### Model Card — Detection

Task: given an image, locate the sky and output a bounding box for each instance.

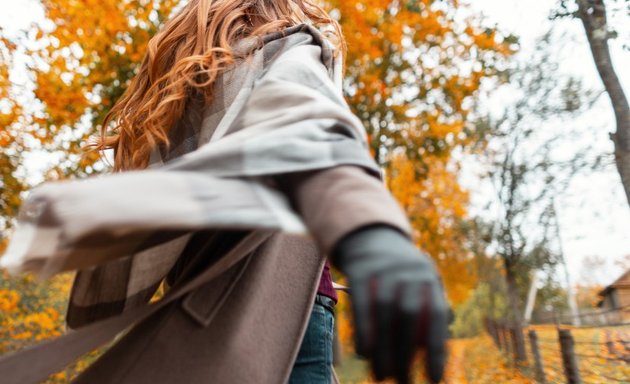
[465,0,630,285]
[1,0,628,286]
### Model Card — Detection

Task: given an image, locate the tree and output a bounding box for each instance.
[477,31,600,361]
[0,32,25,252]
[331,0,515,305]
[331,0,515,168]
[450,219,510,338]
[386,152,476,305]
[554,0,630,208]
[28,0,181,179]
[451,282,508,338]
[0,0,181,228]
[0,0,180,373]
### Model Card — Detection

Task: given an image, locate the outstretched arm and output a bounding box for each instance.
[275,165,412,253]
[275,165,448,384]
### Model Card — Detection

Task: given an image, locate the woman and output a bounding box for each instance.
[0,1,447,383]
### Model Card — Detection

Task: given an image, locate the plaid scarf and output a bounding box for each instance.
[0,24,379,329]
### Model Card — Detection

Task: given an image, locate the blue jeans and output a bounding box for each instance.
[288,294,335,383]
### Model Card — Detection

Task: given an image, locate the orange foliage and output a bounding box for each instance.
[0,289,19,312]
[0,271,70,354]
[330,0,515,166]
[336,288,355,353]
[0,270,94,382]
[328,0,514,307]
[386,153,475,305]
[455,336,533,383]
[26,0,180,174]
[0,32,26,251]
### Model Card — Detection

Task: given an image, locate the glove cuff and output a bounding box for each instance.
[330,223,412,272]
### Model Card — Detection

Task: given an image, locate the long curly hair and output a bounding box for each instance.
[92,0,344,172]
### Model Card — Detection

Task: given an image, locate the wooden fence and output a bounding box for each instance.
[485,314,630,383]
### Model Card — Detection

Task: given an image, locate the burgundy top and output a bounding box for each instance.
[317,260,338,303]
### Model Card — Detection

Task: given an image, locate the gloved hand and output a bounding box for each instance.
[331,224,448,384]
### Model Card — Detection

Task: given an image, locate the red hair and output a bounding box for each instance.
[92,0,344,171]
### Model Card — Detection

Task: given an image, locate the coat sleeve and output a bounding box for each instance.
[258,41,413,254]
[274,165,413,254]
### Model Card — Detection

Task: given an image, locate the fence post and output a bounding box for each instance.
[510,326,519,363]
[487,318,499,347]
[604,330,615,356]
[501,323,512,363]
[558,329,581,384]
[512,324,528,363]
[496,322,504,351]
[528,330,546,384]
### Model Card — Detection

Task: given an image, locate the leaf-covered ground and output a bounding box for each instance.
[4,271,628,384]
[335,326,630,383]
[335,336,532,383]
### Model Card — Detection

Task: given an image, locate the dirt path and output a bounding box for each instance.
[443,339,469,383]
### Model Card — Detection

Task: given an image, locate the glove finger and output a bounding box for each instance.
[394,281,425,384]
[350,276,375,358]
[371,271,401,381]
[373,298,395,381]
[413,282,432,347]
[426,284,448,384]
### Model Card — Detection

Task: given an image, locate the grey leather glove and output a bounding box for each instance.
[331,224,448,384]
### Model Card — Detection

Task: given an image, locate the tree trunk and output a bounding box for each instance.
[577,0,630,208]
[503,258,528,363]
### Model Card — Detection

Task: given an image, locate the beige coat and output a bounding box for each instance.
[0,24,412,383]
